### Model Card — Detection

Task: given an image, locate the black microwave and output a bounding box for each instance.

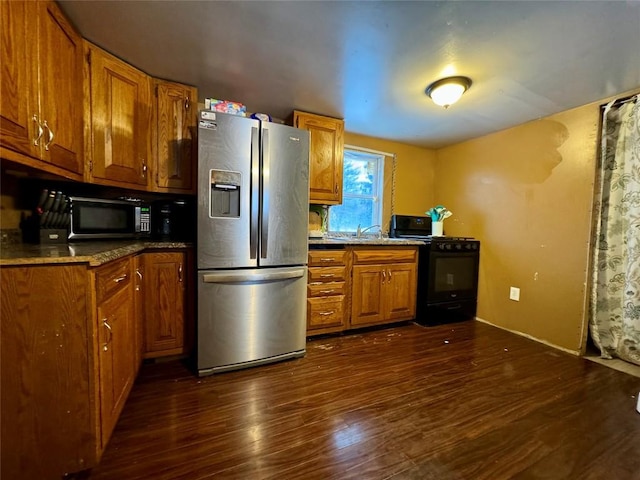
[68,197,151,240]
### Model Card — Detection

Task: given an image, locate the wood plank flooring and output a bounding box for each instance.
[86,321,640,480]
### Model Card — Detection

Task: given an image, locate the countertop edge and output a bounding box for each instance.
[308,238,425,246]
[0,241,193,267]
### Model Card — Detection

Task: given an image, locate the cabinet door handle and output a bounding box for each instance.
[135,268,143,291]
[113,274,128,283]
[388,269,392,280]
[102,318,112,351]
[185,96,190,110]
[334,184,338,194]
[141,159,147,178]
[43,120,54,151]
[32,114,44,146]
[319,273,335,278]
[382,270,386,283]
[318,311,335,316]
[178,263,183,283]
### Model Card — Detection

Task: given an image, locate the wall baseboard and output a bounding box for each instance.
[474,317,581,357]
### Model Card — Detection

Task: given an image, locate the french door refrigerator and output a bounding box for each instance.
[197,110,310,376]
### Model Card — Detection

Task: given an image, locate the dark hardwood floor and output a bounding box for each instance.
[87,321,640,480]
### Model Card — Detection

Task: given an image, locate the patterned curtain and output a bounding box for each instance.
[590,95,640,366]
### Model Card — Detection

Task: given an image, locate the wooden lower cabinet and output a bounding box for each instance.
[350,248,418,328]
[306,249,348,334]
[0,258,139,477]
[1,264,97,479]
[142,250,188,357]
[94,257,137,450]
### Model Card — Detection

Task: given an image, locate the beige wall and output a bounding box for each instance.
[435,103,603,352]
[344,132,437,231]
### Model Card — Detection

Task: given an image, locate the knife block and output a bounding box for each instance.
[39,228,68,244]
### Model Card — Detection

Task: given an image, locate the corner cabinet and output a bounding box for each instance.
[350,248,418,328]
[154,80,198,193]
[0,0,84,179]
[84,41,153,189]
[292,111,344,205]
[142,251,189,358]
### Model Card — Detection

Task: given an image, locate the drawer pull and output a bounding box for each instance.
[319,258,336,262]
[319,274,335,278]
[319,289,335,294]
[319,311,335,316]
[113,274,128,283]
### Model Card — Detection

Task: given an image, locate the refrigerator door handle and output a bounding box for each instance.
[261,127,270,259]
[250,126,260,259]
[202,268,305,284]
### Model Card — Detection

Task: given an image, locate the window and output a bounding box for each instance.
[328,149,384,233]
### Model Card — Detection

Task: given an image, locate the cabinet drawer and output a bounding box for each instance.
[307,281,346,298]
[307,296,345,329]
[352,248,417,265]
[308,249,346,266]
[308,266,346,283]
[96,257,131,303]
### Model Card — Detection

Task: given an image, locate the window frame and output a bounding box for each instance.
[328,148,385,234]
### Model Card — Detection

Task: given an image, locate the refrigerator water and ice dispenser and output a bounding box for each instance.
[210,169,241,218]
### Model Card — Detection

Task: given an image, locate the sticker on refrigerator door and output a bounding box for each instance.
[201,111,217,120]
[200,120,217,130]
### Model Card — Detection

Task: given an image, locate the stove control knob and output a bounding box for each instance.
[455,244,462,250]
[445,244,452,250]
[438,243,445,250]
[472,244,478,250]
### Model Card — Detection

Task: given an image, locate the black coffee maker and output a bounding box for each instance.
[152,199,194,241]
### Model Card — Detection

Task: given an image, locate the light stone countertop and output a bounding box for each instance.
[0,241,192,267]
[308,237,425,247]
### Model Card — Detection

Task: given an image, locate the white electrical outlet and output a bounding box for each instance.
[510,287,520,301]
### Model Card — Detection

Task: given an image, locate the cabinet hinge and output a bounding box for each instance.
[89,160,93,172]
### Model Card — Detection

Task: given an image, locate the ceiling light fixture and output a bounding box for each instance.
[425,76,472,109]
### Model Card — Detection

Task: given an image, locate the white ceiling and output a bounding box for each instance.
[58,0,640,149]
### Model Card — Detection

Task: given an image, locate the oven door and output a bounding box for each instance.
[426,250,479,303]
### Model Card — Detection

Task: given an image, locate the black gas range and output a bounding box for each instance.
[390,215,480,325]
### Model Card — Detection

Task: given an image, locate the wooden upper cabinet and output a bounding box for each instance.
[292,111,344,205]
[85,42,153,189]
[0,0,84,179]
[154,80,197,193]
[0,0,35,159]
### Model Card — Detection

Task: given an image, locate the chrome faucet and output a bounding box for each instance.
[356,224,382,239]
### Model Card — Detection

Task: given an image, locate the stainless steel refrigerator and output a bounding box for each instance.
[196,110,310,376]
